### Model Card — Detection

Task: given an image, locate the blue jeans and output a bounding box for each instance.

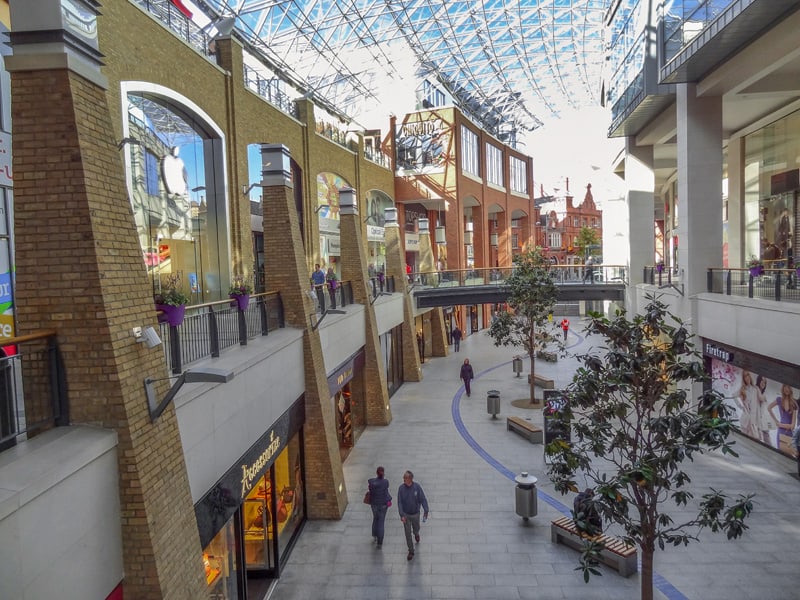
[371,504,388,544]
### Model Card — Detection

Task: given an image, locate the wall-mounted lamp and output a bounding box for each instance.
[418,218,429,233]
[144,368,235,422]
[117,137,142,151]
[314,203,330,214]
[490,233,499,247]
[464,222,474,246]
[242,183,264,196]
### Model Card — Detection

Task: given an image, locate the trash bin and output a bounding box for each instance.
[512,356,523,377]
[514,472,538,520]
[486,390,500,419]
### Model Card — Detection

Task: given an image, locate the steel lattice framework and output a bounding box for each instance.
[198,0,610,136]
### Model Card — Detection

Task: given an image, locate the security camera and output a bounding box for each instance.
[142,326,162,348]
[134,326,162,349]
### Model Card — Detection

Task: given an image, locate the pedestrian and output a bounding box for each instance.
[560,318,569,341]
[310,263,326,311]
[397,470,429,561]
[368,466,392,548]
[792,423,800,477]
[573,487,603,535]
[583,255,595,283]
[326,267,338,309]
[451,326,462,351]
[460,358,474,397]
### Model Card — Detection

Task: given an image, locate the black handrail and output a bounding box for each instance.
[706,267,799,303]
[0,330,65,451]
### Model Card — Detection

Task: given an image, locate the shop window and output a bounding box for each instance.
[124,87,229,304]
[202,517,239,599]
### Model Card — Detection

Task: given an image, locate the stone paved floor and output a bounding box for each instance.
[267,321,800,600]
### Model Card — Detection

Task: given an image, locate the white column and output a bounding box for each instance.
[676,83,722,298]
[624,138,654,311]
[726,136,745,268]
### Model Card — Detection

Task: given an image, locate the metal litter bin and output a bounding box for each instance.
[512,356,523,377]
[514,472,538,520]
[487,390,500,419]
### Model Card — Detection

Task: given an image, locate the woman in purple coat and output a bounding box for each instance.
[460,358,475,397]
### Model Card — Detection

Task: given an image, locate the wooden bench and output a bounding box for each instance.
[550,516,638,577]
[528,373,555,389]
[506,416,543,444]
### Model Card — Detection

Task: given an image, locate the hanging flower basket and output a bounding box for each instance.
[156,303,186,327]
[230,293,250,311]
[749,265,764,277]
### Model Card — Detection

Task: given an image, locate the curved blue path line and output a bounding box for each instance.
[450,336,687,600]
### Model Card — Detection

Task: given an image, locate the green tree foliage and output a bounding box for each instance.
[545,295,754,600]
[487,248,560,404]
[575,226,600,257]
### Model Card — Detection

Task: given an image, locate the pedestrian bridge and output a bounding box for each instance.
[409,266,627,309]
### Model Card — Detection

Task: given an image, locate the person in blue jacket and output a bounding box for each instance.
[397,470,430,561]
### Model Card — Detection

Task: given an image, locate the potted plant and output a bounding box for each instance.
[229,275,253,311]
[747,256,764,277]
[155,274,190,327]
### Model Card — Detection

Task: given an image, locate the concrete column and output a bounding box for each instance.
[384,213,423,382]
[260,145,347,519]
[726,136,745,268]
[6,2,206,596]
[677,83,723,298]
[338,189,392,425]
[623,138,655,312]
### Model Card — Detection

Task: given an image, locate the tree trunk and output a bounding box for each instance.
[528,353,536,404]
[640,546,654,600]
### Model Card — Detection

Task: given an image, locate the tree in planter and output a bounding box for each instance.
[545,295,754,600]
[487,248,561,405]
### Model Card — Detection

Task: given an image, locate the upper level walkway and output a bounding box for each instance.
[410,265,627,308]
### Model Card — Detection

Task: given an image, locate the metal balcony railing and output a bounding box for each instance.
[243,66,300,119]
[157,292,285,375]
[0,331,66,452]
[133,0,215,58]
[706,267,800,303]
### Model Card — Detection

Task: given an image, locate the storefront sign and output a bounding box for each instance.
[405,233,420,250]
[0,132,11,187]
[366,225,384,242]
[704,342,733,363]
[327,350,365,397]
[240,430,282,498]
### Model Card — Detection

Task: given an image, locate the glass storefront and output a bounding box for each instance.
[744,109,800,265]
[379,325,404,397]
[123,87,229,304]
[196,402,305,599]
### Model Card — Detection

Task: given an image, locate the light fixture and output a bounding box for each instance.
[490,233,499,247]
[144,368,235,422]
[260,144,292,186]
[464,222,473,246]
[339,188,356,216]
[384,207,398,225]
[418,218,429,233]
[435,201,446,244]
[133,326,161,349]
[117,137,141,150]
[314,203,330,214]
[242,183,262,196]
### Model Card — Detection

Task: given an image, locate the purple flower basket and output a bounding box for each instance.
[230,293,250,311]
[156,303,186,327]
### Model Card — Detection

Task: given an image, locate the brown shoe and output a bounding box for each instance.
[407,551,414,561]
[415,533,420,543]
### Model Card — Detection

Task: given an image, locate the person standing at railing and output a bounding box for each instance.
[326,267,338,310]
[583,255,595,283]
[310,264,326,311]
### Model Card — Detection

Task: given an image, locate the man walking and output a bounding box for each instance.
[583,255,595,283]
[560,318,569,341]
[451,326,462,352]
[397,470,430,561]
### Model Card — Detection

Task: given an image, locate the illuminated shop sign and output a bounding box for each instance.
[240,430,282,498]
[327,350,365,396]
[704,343,733,363]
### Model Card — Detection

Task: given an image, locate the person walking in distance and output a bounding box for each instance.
[397,471,430,561]
[451,325,462,352]
[368,466,391,548]
[583,255,595,283]
[460,358,475,397]
[560,318,569,341]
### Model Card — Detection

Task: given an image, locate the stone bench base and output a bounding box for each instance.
[506,416,543,444]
